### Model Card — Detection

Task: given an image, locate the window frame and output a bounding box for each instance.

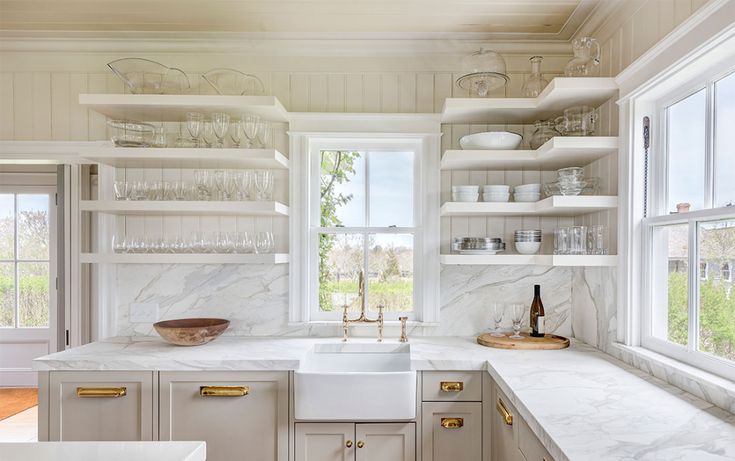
[640,65,735,381]
[308,141,422,321]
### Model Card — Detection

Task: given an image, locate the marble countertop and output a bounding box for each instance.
[34,336,735,461]
[0,441,205,461]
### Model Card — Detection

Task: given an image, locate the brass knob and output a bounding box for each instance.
[440,417,464,429]
[357,441,365,448]
[345,440,353,448]
[76,387,127,398]
[440,381,464,392]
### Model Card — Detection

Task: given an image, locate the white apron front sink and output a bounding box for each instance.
[294,342,416,421]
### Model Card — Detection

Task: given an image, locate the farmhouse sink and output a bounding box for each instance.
[294,343,416,420]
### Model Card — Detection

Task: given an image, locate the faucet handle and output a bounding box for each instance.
[399,316,408,343]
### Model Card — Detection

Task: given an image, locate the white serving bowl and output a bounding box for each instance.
[481,185,511,193]
[451,185,479,193]
[513,193,541,202]
[514,183,541,193]
[482,193,510,202]
[515,241,541,255]
[452,193,479,202]
[459,131,523,150]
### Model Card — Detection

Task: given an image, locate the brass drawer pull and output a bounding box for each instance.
[345,440,353,448]
[496,398,513,426]
[440,381,464,392]
[76,387,127,398]
[357,441,365,448]
[440,417,464,429]
[200,386,249,397]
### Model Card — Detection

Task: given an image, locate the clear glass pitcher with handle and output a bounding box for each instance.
[565,37,601,77]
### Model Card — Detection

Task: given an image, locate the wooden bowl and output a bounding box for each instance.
[153,318,230,346]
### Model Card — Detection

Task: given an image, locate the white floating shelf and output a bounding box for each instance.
[79,94,289,122]
[441,196,618,217]
[79,253,289,264]
[441,78,618,124]
[440,254,617,266]
[81,147,289,169]
[440,137,618,170]
[79,200,289,216]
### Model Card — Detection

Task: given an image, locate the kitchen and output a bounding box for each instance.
[0,0,734,460]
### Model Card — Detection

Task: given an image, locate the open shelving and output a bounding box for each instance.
[79,253,289,264]
[79,94,289,122]
[439,254,617,266]
[441,77,618,124]
[440,136,618,170]
[80,147,289,169]
[79,200,289,216]
[440,196,618,217]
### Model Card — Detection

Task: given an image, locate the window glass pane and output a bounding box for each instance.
[698,219,735,361]
[368,151,414,227]
[367,234,413,313]
[0,194,13,260]
[714,72,735,208]
[0,262,15,327]
[19,262,49,327]
[667,89,707,213]
[319,233,364,313]
[651,224,689,346]
[320,151,365,227]
[17,194,49,260]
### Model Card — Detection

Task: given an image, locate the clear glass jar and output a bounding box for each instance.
[529,120,560,149]
[522,56,549,97]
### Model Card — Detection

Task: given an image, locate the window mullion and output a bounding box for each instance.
[704,82,715,209]
[687,218,699,353]
[363,151,371,310]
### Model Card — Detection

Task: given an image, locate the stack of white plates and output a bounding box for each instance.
[452,237,506,255]
[452,185,479,202]
[481,185,510,202]
[514,229,542,255]
[513,183,541,202]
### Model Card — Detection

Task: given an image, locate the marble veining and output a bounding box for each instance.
[34,336,735,461]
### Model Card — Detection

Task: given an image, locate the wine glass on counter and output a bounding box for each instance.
[490,303,505,337]
[509,303,525,340]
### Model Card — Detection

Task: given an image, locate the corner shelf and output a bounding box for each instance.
[440,195,618,217]
[440,254,617,266]
[440,136,618,170]
[81,147,289,169]
[79,200,289,216]
[441,77,618,124]
[79,253,289,264]
[79,94,289,123]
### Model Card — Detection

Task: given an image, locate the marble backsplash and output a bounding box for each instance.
[114,264,572,338]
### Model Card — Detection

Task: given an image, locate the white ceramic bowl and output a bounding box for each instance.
[514,183,541,193]
[481,185,511,193]
[452,193,479,202]
[459,131,523,150]
[482,193,510,202]
[515,241,541,255]
[514,193,541,202]
[452,185,479,193]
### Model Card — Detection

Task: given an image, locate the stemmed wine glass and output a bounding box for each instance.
[243,114,260,148]
[212,113,230,148]
[490,302,505,337]
[255,170,274,201]
[236,171,253,200]
[255,231,274,254]
[230,119,244,148]
[214,170,236,201]
[186,112,202,147]
[256,120,272,148]
[194,170,213,200]
[510,303,526,340]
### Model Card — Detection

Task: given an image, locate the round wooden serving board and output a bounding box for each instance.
[477,332,570,350]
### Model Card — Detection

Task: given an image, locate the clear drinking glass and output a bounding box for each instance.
[230,120,244,148]
[236,171,253,200]
[153,124,167,148]
[510,303,525,339]
[490,302,505,337]
[186,112,203,147]
[554,227,569,255]
[112,235,126,253]
[194,170,213,200]
[255,170,274,201]
[588,225,608,255]
[243,114,260,148]
[212,112,230,148]
[234,232,253,254]
[201,120,216,148]
[256,120,272,148]
[113,181,130,200]
[255,231,273,254]
[214,170,236,201]
[569,226,588,255]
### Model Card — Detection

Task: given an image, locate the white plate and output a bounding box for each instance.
[459,131,522,150]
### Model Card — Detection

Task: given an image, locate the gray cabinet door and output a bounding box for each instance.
[48,371,154,441]
[491,385,523,461]
[356,423,416,461]
[421,401,482,461]
[295,422,355,461]
[159,371,288,461]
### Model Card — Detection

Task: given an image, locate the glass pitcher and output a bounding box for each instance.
[565,37,601,77]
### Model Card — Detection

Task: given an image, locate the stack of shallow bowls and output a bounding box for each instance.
[481,185,510,202]
[452,237,506,255]
[452,185,479,202]
[514,229,542,255]
[513,183,541,202]
[543,167,600,197]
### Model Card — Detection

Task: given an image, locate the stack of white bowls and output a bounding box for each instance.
[452,185,479,202]
[481,185,510,202]
[514,229,542,254]
[513,183,541,202]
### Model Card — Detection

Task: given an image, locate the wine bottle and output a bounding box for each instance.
[530,284,545,337]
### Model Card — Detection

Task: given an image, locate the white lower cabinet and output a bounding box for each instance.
[491,384,555,461]
[296,422,416,461]
[47,371,155,441]
[159,371,289,461]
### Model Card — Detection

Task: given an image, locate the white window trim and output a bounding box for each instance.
[288,113,441,325]
[617,1,735,383]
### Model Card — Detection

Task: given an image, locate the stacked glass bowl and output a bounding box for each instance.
[514,229,542,255]
[543,167,599,196]
[452,237,506,255]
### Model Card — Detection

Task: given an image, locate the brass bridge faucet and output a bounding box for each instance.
[342,271,384,342]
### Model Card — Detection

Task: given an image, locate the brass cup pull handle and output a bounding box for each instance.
[496,398,513,426]
[440,381,464,392]
[440,417,464,429]
[356,441,365,448]
[199,386,249,397]
[76,387,127,398]
[345,440,353,448]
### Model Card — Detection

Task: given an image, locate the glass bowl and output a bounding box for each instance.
[107,119,156,147]
[108,58,190,94]
[543,177,600,196]
[202,68,265,96]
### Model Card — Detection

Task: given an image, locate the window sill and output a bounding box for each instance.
[610,343,735,411]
